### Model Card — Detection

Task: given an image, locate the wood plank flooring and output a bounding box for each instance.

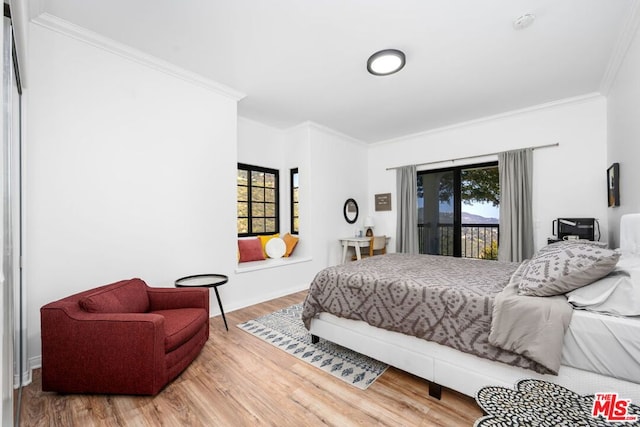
[18,291,483,426]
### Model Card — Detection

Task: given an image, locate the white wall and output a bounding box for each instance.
[25,22,239,367]
[607,24,640,247]
[307,123,369,266]
[368,96,609,252]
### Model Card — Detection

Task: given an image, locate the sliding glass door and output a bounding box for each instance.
[417,169,457,255]
[417,162,499,258]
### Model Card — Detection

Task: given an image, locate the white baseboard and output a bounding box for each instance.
[220,283,310,317]
[14,357,39,388]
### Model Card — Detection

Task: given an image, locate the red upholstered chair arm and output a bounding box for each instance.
[147,287,209,312]
[40,305,168,394]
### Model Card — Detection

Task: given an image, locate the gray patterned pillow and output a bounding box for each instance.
[518,243,620,296]
[537,240,608,255]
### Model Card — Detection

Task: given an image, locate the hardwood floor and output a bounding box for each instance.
[18,291,482,426]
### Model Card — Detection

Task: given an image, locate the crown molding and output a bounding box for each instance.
[289,121,367,147]
[599,0,640,94]
[31,13,245,101]
[238,117,366,147]
[372,93,603,147]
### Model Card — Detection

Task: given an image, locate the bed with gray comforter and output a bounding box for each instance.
[302,253,573,375]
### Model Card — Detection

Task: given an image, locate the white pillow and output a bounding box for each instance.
[567,262,640,316]
[265,237,286,258]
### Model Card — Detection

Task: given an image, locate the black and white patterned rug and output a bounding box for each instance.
[475,379,640,426]
[237,303,388,390]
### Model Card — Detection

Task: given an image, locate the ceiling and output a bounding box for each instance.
[27,0,637,143]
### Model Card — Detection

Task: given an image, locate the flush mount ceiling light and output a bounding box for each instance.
[367,49,406,76]
[513,13,536,30]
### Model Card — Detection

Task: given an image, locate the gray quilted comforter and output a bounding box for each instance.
[302,253,551,374]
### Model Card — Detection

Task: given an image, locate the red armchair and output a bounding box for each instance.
[40,278,209,395]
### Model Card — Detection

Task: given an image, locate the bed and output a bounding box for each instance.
[302,216,640,403]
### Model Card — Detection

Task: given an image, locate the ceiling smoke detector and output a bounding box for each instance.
[513,13,536,30]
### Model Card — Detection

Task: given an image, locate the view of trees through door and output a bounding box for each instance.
[417,162,499,259]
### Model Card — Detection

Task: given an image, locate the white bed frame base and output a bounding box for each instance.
[310,313,640,403]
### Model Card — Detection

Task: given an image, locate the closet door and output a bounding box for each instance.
[2,11,22,426]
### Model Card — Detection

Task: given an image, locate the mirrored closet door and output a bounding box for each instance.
[2,5,23,425]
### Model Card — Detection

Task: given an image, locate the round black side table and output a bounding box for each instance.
[175,274,229,331]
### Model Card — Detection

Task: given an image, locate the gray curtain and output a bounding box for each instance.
[498,148,534,262]
[396,165,419,254]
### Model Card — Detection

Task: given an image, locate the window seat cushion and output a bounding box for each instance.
[235,255,312,273]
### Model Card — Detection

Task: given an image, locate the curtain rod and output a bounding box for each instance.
[385,142,559,171]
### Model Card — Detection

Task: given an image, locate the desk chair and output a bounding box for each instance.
[352,235,387,260]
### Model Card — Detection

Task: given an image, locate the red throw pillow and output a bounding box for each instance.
[79,278,150,313]
[238,238,266,262]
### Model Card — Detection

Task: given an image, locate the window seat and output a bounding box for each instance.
[235,256,312,274]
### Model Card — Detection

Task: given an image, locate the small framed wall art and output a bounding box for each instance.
[375,193,392,211]
[607,163,620,207]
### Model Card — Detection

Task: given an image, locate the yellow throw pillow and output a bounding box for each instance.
[258,233,279,257]
[282,233,299,257]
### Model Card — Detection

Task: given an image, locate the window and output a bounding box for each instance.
[417,162,499,259]
[290,168,299,234]
[237,163,279,236]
